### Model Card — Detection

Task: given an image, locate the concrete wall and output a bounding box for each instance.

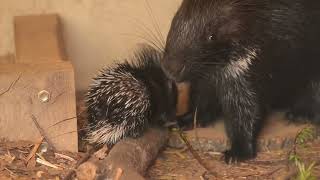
[0,0,181,90]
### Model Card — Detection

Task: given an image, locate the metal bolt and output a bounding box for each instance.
[38,90,50,103]
[39,142,49,153]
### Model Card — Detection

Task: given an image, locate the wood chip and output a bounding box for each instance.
[163,150,186,159]
[114,168,123,180]
[4,167,17,178]
[54,153,76,162]
[36,158,62,169]
[31,115,56,151]
[36,171,45,178]
[36,153,46,161]
[27,155,37,168]
[0,150,16,164]
[25,137,44,164]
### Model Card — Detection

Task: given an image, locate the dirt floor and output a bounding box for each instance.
[147,141,320,180]
[0,139,82,179]
[0,135,319,180]
[0,97,319,180]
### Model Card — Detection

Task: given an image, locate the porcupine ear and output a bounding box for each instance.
[216,0,266,40]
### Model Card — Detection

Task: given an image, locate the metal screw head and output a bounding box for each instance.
[39,142,49,153]
[38,90,50,103]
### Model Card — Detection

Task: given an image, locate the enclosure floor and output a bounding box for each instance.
[0,139,319,179]
[147,112,320,179]
[0,139,85,179]
[146,141,320,180]
[0,93,318,179]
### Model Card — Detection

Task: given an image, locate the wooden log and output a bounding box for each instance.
[0,14,78,152]
[76,128,168,180]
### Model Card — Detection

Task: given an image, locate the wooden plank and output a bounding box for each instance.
[0,62,78,152]
[14,14,67,62]
[0,14,78,152]
[0,53,15,64]
[0,61,74,72]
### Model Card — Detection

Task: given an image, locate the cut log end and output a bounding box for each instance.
[76,128,168,180]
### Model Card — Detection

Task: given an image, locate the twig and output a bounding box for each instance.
[50,130,79,139]
[49,127,88,140]
[207,152,222,156]
[178,129,218,177]
[0,73,21,97]
[193,107,203,152]
[54,153,76,162]
[36,153,47,161]
[46,109,85,130]
[5,150,15,163]
[163,150,186,159]
[4,167,17,178]
[265,167,283,177]
[114,168,123,180]
[36,158,61,169]
[47,117,77,129]
[31,115,56,151]
[25,137,44,164]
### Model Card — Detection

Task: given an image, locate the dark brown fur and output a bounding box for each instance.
[161,0,320,163]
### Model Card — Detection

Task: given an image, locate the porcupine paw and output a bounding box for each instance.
[223,145,256,164]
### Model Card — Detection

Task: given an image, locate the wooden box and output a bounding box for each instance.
[0,14,78,152]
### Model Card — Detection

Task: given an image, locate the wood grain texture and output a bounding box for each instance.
[14,14,67,63]
[0,53,15,64]
[76,128,168,180]
[0,14,78,152]
[0,62,78,152]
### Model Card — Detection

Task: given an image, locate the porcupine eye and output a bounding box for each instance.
[208,34,215,41]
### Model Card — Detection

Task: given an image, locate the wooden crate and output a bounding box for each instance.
[0,14,78,152]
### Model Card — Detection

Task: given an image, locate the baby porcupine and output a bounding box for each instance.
[85,45,177,146]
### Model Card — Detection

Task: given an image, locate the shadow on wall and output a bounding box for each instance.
[0,0,182,90]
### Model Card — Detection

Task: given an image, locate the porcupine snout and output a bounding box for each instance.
[161,56,186,82]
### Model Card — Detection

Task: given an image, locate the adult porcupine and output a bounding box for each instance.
[86,45,177,146]
[161,0,320,163]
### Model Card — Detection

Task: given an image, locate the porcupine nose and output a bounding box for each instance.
[162,57,185,82]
